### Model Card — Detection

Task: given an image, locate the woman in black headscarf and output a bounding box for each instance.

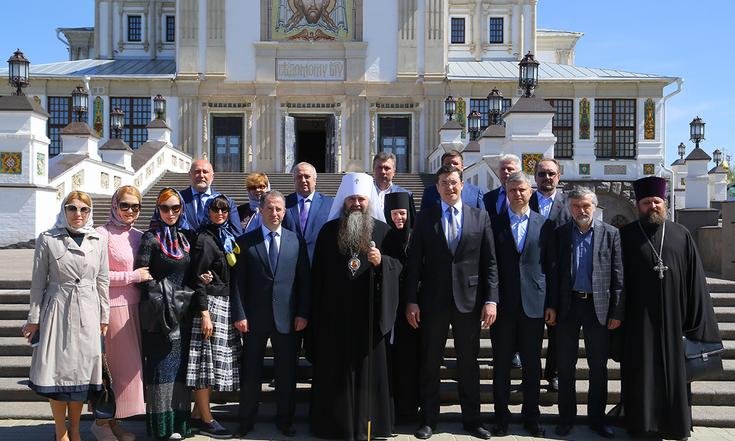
[383,192,420,424]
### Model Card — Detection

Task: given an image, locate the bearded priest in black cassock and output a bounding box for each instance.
[307,172,401,441]
[617,176,721,440]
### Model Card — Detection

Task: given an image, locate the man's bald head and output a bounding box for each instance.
[189,159,214,192]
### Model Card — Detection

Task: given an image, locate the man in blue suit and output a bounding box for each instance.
[490,171,555,438]
[231,190,311,437]
[420,150,484,211]
[180,159,243,235]
[283,162,333,264]
[372,152,416,219]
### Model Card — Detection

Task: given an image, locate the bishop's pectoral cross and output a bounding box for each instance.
[653,259,669,280]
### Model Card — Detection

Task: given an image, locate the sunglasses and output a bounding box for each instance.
[209,207,230,214]
[247,184,267,191]
[64,205,91,214]
[118,202,141,213]
[158,204,182,214]
[536,171,557,178]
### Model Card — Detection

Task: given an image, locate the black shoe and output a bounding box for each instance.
[548,376,559,391]
[199,419,232,439]
[555,423,573,436]
[276,423,296,437]
[236,424,253,437]
[523,421,545,437]
[463,424,491,439]
[414,425,433,439]
[590,424,615,438]
[492,422,508,436]
[511,352,522,368]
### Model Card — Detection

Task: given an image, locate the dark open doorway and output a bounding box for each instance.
[295,117,327,172]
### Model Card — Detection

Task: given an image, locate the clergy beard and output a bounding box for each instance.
[337,209,374,255]
[641,209,667,225]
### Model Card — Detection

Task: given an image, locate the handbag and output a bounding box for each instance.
[91,340,116,420]
[683,336,724,382]
[139,278,194,340]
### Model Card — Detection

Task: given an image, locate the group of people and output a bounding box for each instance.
[21,149,721,441]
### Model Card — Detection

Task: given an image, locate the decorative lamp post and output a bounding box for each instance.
[677,142,686,160]
[689,116,705,149]
[518,51,539,98]
[71,86,88,122]
[487,87,503,125]
[713,149,722,166]
[153,94,166,120]
[467,110,481,140]
[111,107,125,139]
[7,49,30,96]
[444,95,457,121]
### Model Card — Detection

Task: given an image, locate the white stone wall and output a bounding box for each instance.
[0,188,57,247]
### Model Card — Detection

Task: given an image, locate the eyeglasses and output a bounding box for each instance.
[247,184,267,191]
[64,205,91,214]
[118,202,141,213]
[209,207,230,214]
[158,204,182,214]
[536,171,558,178]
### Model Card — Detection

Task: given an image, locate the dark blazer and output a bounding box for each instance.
[180,186,243,236]
[483,187,505,223]
[420,182,485,213]
[405,203,499,312]
[230,227,311,334]
[492,209,554,319]
[548,219,624,325]
[529,190,572,228]
[282,191,334,264]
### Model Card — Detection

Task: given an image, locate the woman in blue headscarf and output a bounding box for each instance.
[186,194,242,439]
[135,187,193,441]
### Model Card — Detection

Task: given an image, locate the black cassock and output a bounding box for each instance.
[307,218,401,441]
[617,220,721,439]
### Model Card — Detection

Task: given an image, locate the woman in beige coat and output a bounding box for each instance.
[22,191,110,441]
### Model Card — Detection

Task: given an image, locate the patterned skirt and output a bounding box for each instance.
[186,295,241,391]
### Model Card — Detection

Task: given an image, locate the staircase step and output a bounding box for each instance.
[0,304,29,320]
[0,290,31,304]
[0,320,25,337]
[712,293,735,307]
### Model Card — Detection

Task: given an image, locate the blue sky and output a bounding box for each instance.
[1,1,732,168]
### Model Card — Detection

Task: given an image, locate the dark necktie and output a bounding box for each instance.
[268,231,279,272]
[196,192,205,221]
[299,198,310,232]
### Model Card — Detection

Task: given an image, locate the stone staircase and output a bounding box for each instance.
[1,280,734,426]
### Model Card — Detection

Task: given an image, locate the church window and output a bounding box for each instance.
[546,99,574,158]
[47,96,87,157]
[110,97,151,149]
[451,17,466,44]
[488,17,504,44]
[128,15,142,42]
[165,16,175,42]
[595,99,636,159]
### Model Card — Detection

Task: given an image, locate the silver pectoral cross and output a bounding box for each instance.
[653,260,669,280]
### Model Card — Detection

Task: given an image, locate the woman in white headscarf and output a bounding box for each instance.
[22,191,110,441]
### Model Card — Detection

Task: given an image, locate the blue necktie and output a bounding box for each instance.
[446,207,458,253]
[496,188,507,214]
[268,231,279,272]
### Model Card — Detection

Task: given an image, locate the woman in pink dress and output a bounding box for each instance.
[92,186,153,441]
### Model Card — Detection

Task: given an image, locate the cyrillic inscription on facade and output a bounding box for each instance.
[276,59,346,81]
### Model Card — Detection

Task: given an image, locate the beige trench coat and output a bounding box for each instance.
[27,228,110,394]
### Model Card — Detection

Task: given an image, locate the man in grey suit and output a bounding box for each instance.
[231,190,311,437]
[283,162,334,264]
[490,172,555,438]
[547,187,623,439]
[405,165,499,440]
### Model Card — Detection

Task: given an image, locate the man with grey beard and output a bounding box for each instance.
[307,172,402,441]
[617,176,721,440]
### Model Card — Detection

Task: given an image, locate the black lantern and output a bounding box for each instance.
[689,116,705,148]
[444,95,457,121]
[110,107,125,139]
[467,110,482,139]
[713,149,722,166]
[677,142,686,160]
[518,51,540,98]
[153,94,166,120]
[487,87,503,125]
[7,49,30,96]
[71,86,88,122]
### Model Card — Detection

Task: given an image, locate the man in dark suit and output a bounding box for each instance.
[483,153,521,223]
[405,165,499,440]
[490,171,555,438]
[180,158,243,235]
[547,187,623,439]
[529,157,572,390]
[420,150,485,211]
[231,190,311,437]
[372,151,417,219]
[282,162,334,264]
